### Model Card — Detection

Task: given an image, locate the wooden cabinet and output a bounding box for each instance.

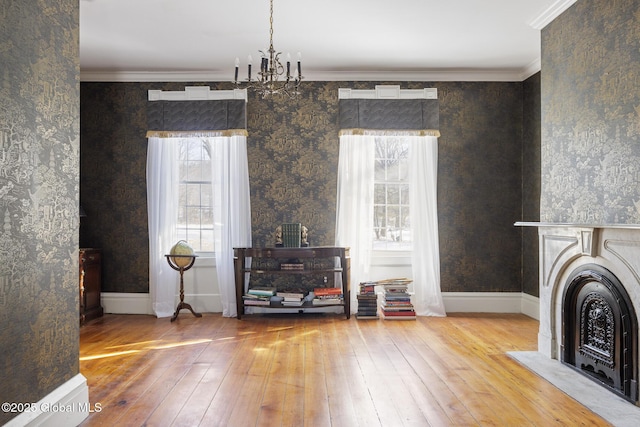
[234,246,350,320]
[79,248,103,325]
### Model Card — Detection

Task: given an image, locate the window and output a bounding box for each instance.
[177,138,214,253]
[373,136,412,251]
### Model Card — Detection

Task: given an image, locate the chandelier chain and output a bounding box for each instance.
[269,0,274,52]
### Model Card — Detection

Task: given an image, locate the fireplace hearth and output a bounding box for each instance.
[562,264,638,402]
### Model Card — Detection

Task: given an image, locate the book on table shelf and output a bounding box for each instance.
[280,262,304,271]
[276,291,305,299]
[279,291,310,306]
[243,287,276,306]
[281,299,305,306]
[312,297,343,305]
[313,287,343,297]
[242,295,271,306]
[311,288,343,305]
[247,287,276,297]
[281,223,302,247]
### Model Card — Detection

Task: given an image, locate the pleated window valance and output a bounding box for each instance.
[338,99,439,136]
[146,87,247,138]
[338,86,439,137]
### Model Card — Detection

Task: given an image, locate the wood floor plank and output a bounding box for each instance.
[319,319,360,426]
[254,319,297,427]
[197,323,265,427]
[334,321,384,427]
[302,318,332,427]
[425,314,610,426]
[279,319,306,427]
[79,313,614,427]
[394,320,533,426]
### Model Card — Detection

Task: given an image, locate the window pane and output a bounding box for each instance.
[201,207,214,225]
[374,184,386,204]
[400,185,409,204]
[200,229,215,252]
[387,184,400,204]
[177,138,215,253]
[201,160,212,181]
[372,136,412,251]
[200,183,212,206]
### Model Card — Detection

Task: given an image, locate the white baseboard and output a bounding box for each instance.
[101,292,152,315]
[442,292,539,319]
[102,291,540,318]
[4,374,90,427]
[520,292,540,320]
[101,292,222,315]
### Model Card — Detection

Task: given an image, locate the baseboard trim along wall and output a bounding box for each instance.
[4,374,90,427]
[101,292,540,320]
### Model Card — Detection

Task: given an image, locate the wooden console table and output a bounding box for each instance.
[234,247,350,319]
[79,248,103,325]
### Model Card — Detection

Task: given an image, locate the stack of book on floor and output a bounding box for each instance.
[243,287,276,306]
[356,282,379,319]
[276,290,307,306]
[312,287,343,305]
[379,278,416,320]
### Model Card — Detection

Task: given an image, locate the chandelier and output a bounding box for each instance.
[233,0,302,97]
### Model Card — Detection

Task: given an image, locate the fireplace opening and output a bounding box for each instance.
[562,264,638,403]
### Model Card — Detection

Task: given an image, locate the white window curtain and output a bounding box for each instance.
[335,134,376,313]
[335,133,446,316]
[209,135,252,318]
[408,135,446,316]
[147,134,251,318]
[147,137,180,318]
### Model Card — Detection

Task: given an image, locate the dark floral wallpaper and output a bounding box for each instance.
[541,0,640,223]
[0,0,79,423]
[523,72,542,297]
[81,80,527,294]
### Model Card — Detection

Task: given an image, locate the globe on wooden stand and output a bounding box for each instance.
[165,240,202,322]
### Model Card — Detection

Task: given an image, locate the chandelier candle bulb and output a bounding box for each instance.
[247,55,252,80]
[234,57,239,82]
[286,53,291,78]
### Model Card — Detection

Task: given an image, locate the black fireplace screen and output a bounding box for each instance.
[562,264,638,402]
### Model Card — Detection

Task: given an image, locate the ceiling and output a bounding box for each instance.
[79,0,575,82]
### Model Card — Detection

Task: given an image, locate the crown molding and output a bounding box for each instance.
[529,0,578,30]
[519,58,542,81]
[81,66,539,83]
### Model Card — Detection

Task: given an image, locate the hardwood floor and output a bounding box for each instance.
[79,313,611,426]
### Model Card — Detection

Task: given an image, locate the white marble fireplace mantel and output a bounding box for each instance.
[515,222,640,359]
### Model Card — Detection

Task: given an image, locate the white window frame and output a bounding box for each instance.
[176,138,215,255]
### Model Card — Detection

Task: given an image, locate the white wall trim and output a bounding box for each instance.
[521,293,540,320]
[81,67,537,83]
[4,374,90,427]
[148,86,247,101]
[338,86,437,100]
[519,58,541,81]
[528,0,578,30]
[102,291,540,319]
[101,292,152,315]
[442,292,538,318]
